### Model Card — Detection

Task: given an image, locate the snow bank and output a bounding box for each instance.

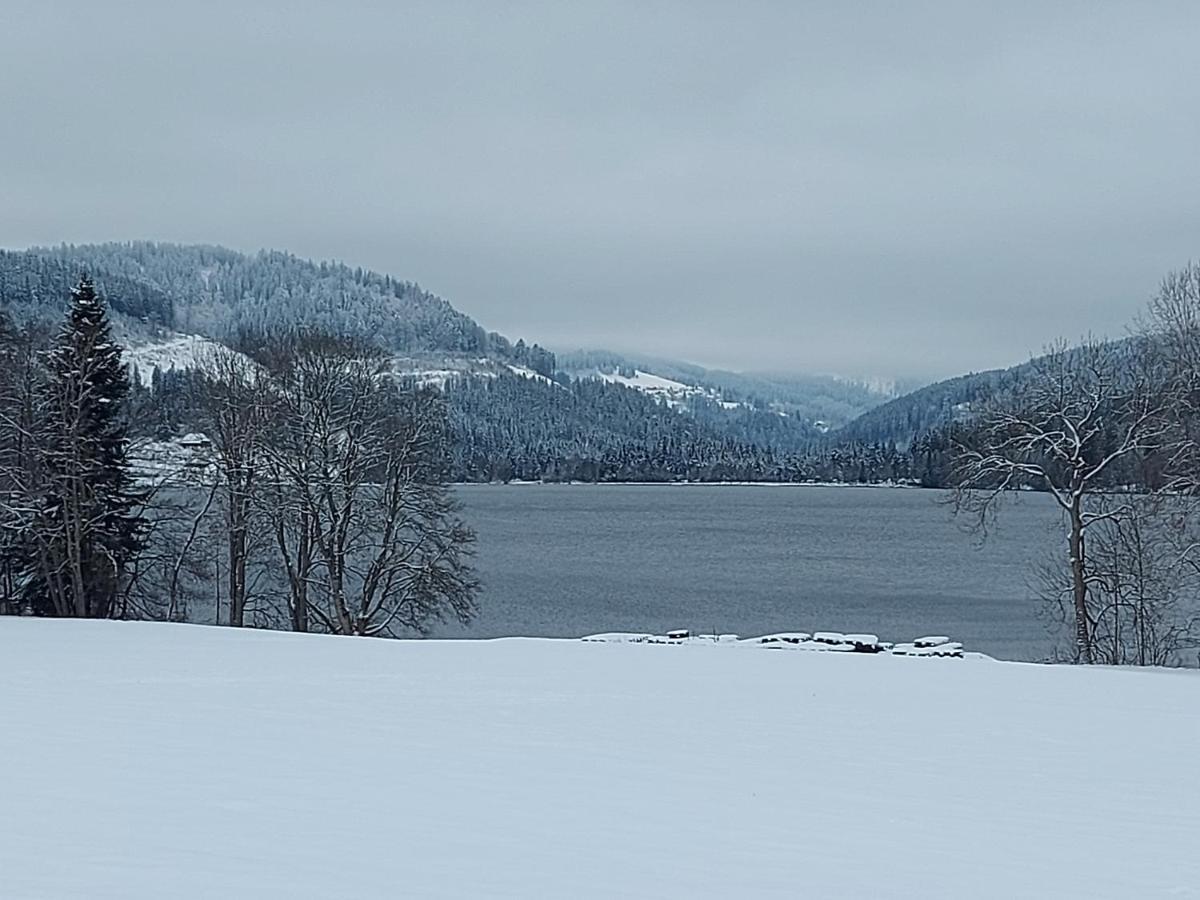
[2,620,1198,898]
[588,630,960,656]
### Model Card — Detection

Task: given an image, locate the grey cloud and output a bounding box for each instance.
[3,1,1199,379]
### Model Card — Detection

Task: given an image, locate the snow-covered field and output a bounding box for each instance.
[3,620,1199,899]
[123,333,235,385]
[590,367,730,408]
[122,334,559,393]
[583,367,753,411]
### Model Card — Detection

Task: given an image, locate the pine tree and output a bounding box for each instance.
[22,276,145,617]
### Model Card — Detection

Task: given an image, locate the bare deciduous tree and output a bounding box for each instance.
[1145,261,1200,490]
[122,477,220,623]
[0,317,49,614]
[198,347,271,627]
[257,333,478,636]
[951,338,1177,663]
[1034,494,1200,665]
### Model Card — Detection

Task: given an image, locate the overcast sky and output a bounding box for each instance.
[4,1,1200,379]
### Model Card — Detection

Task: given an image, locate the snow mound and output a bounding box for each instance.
[914,635,952,648]
[586,630,976,658]
[581,632,659,644]
[581,631,738,646]
[3,620,1198,898]
[750,632,813,644]
[894,641,965,658]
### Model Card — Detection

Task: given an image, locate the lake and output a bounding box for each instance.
[444,483,1066,661]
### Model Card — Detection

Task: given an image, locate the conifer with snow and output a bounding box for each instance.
[19,276,145,616]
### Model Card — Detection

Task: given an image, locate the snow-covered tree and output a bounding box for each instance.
[949,339,1178,663]
[197,348,271,627]
[16,277,146,617]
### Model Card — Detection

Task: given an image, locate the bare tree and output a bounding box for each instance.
[258,333,478,636]
[0,317,49,613]
[1034,494,1200,665]
[197,347,270,627]
[266,478,317,633]
[950,338,1177,663]
[1145,261,1200,489]
[121,477,220,623]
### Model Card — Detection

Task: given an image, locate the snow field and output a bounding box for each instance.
[2,619,1199,899]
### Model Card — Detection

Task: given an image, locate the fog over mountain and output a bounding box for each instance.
[5,2,1200,379]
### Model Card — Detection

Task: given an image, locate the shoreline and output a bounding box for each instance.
[452,479,926,489]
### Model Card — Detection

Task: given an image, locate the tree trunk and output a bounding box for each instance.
[66,478,88,617]
[294,512,310,633]
[1069,496,1093,664]
[330,566,353,635]
[277,508,311,633]
[227,507,246,628]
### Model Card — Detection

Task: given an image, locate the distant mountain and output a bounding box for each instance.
[829,363,1035,449]
[0,243,835,480]
[558,349,913,433]
[7,242,554,373]
[3,241,1036,482]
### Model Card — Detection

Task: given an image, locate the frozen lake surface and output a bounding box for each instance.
[448,484,1064,661]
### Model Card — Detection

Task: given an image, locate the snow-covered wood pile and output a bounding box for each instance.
[581,631,739,646]
[583,630,971,658]
[892,637,965,658]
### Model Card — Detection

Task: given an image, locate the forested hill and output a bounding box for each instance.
[557,349,910,432]
[1,242,555,374]
[0,249,176,327]
[0,243,838,481]
[829,367,1018,449]
[0,241,977,483]
[828,340,1140,451]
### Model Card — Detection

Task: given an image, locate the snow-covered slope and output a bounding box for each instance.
[586,367,746,412]
[592,367,715,407]
[123,332,235,386]
[558,350,907,429]
[3,621,1197,898]
[123,334,558,391]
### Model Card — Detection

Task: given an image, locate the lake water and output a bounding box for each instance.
[443,484,1066,661]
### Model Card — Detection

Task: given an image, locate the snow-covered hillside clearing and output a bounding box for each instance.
[3,620,1198,899]
[586,367,742,409]
[123,333,234,386]
[122,333,557,390]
